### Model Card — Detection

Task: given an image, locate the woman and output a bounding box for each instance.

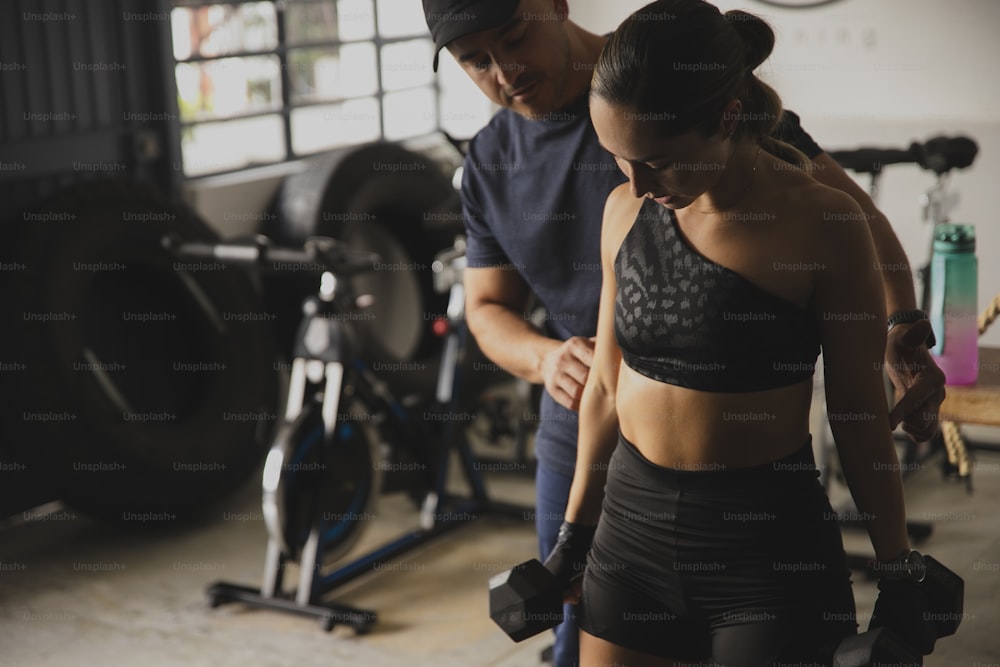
[554,1,926,664]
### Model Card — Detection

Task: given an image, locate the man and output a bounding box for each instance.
[422,1,945,664]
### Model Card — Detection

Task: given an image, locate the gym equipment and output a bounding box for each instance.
[489,521,594,641]
[261,137,531,478]
[919,554,964,638]
[830,554,964,666]
[832,627,919,667]
[0,180,280,520]
[489,559,566,642]
[166,233,531,631]
[264,139,464,365]
[828,135,978,312]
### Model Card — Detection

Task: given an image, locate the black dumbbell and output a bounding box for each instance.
[488,558,571,641]
[921,555,964,637]
[833,556,964,666]
[832,627,921,667]
[489,521,594,642]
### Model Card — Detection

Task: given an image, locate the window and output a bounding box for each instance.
[170,0,492,177]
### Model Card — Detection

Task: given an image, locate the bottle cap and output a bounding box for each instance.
[933,223,976,253]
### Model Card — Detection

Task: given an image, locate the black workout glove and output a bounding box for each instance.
[542,521,597,588]
[870,578,938,655]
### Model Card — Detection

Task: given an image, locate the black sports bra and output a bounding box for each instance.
[614,198,820,392]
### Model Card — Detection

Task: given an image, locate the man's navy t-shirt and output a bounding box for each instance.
[461,95,823,478]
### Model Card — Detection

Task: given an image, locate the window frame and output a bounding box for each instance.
[169,0,443,179]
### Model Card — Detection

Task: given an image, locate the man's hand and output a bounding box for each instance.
[541,336,596,411]
[885,320,946,442]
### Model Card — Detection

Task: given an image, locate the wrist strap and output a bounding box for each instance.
[887,309,937,349]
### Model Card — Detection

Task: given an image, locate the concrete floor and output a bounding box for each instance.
[2,430,999,666]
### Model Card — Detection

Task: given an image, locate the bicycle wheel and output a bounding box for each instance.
[262,399,382,564]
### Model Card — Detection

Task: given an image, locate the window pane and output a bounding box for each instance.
[337,0,377,41]
[285,0,338,45]
[375,0,428,39]
[182,115,286,176]
[383,87,435,141]
[175,56,282,122]
[291,98,381,155]
[437,53,496,139]
[439,89,494,140]
[380,39,433,92]
[288,43,378,104]
[285,0,376,44]
[171,3,277,60]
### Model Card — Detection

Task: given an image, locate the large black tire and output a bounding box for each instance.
[265,141,463,366]
[0,180,281,521]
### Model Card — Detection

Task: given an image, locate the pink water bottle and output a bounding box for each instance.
[929,223,979,385]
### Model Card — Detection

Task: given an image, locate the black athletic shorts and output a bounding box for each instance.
[580,433,858,666]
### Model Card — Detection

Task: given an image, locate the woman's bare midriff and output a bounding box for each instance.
[616,362,814,470]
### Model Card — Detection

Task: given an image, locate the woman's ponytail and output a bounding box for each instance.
[726,9,810,169]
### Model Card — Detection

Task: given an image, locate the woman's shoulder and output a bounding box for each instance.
[601,183,644,262]
[602,182,645,230]
[763,157,865,229]
[604,182,641,219]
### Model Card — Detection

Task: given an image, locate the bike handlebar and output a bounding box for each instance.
[919,136,978,175]
[827,144,922,174]
[829,136,978,176]
[163,234,380,277]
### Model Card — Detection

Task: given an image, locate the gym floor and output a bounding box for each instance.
[2,430,999,666]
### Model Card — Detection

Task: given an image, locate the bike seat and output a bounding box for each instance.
[917,136,978,175]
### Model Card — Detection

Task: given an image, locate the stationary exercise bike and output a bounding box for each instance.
[165,232,528,630]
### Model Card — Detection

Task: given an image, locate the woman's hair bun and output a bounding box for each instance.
[725,10,775,71]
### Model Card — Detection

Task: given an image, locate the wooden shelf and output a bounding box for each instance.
[939,347,1000,427]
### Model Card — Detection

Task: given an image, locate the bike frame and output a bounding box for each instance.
[182,235,531,631]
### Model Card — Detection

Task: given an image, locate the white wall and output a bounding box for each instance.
[571,0,1000,347]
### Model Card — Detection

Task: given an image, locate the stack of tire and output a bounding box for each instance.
[0,180,280,521]
[0,137,503,521]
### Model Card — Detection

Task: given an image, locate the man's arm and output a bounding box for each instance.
[459,133,598,412]
[809,153,916,314]
[465,266,595,410]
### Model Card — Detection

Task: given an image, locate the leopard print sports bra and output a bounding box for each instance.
[614,198,820,392]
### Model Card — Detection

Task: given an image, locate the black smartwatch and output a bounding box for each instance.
[871,549,927,583]
[887,309,937,349]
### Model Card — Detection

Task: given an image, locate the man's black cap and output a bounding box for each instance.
[423,0,520,71]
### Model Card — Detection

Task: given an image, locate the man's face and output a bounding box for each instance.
[445,0,573,119]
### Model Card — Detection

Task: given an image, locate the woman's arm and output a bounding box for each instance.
[811,187,910,562]
[809,153,945,442]
[564,185,633,526]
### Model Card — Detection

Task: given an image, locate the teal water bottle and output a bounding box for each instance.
[929,223,978,385]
